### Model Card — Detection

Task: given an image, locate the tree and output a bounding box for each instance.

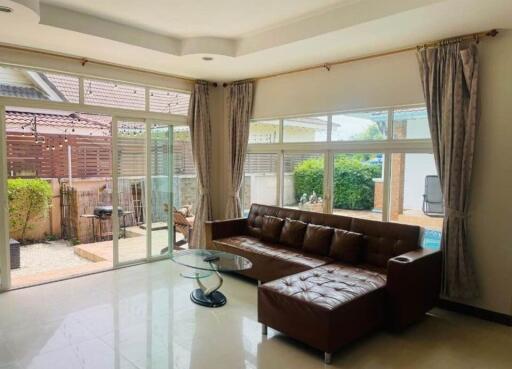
[353,124,385,141]
[8,179,52,243]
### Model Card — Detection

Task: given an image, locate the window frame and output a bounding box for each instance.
[0,63,190,124]
[0,61,192,290]
[246,105,434,225]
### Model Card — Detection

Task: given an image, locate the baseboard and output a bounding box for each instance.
[437,298,512,326]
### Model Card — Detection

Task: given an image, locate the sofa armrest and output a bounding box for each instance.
[205,218,248,248]
[386,248,442,330]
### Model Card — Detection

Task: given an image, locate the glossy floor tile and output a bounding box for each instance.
[0,260,511,369]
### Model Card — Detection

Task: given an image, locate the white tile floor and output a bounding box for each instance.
[0,260,511,369]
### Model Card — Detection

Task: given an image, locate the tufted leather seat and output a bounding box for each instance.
[205,204,442,363]
[213,235,333,282]
[258,264,387,354]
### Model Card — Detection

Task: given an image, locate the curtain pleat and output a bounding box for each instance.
[187,81,213,248]
[225,81,254,219]
[417,42,479,299]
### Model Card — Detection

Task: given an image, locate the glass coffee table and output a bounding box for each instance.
[171,249,252,308]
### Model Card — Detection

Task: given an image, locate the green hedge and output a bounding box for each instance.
[293,156,381,210]
[7,179,52,243]
[293,158,325,200]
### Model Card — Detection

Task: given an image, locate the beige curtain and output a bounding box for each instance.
[225,81,254,218]
[417,42,479,299]
[188,81,213,248]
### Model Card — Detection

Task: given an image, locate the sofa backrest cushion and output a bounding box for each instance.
[247,204,352,232]
[329,229,365,264]
[260,215,284,243]
[350,218,420,268]
[280,218,308,249]
[247,204,420,267]
[303,224,334,256]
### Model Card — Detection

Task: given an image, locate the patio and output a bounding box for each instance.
[333,208,443,230]
[74,225,186,264]
[11,228,185,288]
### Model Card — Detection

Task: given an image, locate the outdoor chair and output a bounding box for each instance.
[173,207,194,246]
[422,175,444,217]
[160,206,194,254]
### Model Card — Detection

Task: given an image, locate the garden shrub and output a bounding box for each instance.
[293,158,324,200]
[7,178,52,243]
[293,156,381,210]
[332,156,381,209]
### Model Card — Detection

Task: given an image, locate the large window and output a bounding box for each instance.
[246,106,441,249]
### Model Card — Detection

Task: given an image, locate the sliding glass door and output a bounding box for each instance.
[115,120,148,264]
[149,123,173,257]
[113,118,174,266]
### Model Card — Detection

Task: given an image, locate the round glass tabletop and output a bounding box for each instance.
[170,249,252,272]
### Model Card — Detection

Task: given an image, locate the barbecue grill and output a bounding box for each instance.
[94,205,124,219]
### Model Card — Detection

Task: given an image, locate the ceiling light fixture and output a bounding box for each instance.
[202,56,213,61]
[0,6,13,13]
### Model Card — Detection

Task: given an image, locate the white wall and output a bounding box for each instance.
[403,154,437,210]
[249,31,512,316]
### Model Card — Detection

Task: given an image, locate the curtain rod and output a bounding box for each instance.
[0,29,498,87]
[238,29,499,84]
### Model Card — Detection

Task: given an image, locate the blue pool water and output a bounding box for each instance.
[422,229,442,249]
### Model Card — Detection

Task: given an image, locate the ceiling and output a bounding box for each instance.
[41,0,348,38]
[0,0,511,81]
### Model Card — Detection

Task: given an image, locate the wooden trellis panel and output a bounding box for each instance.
[6,133,113,179]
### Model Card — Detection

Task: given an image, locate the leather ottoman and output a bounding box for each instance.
[258,264,387,364]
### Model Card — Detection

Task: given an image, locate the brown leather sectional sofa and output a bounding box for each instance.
[206,204,442,364]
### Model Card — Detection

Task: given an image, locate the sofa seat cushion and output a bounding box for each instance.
[258,264,387,353]
[261,264,387,310]
[212,236,332,282]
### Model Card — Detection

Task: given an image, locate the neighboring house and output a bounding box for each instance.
[1,65,194,179]
[250,117,333,143]
[0,65,190,114]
